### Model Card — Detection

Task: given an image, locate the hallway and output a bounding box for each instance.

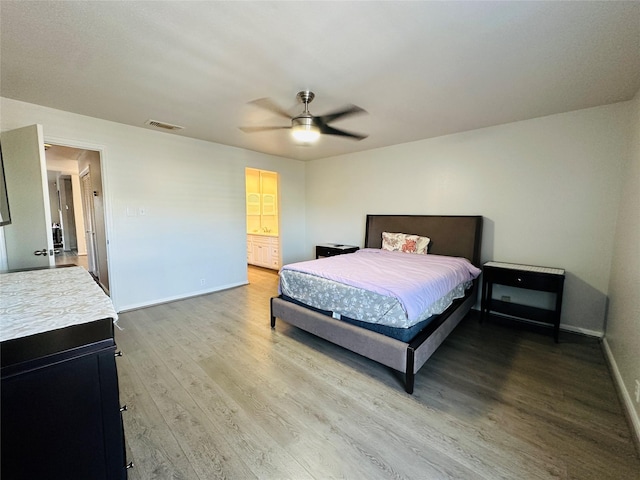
[55,250,89,270]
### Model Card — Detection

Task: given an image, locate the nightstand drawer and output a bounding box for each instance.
[484,267,563,292]
[316,244,359,258]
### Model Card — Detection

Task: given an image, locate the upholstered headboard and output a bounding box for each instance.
[364,215,483,267]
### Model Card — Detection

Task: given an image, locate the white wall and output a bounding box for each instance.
[604,90,640,440]
[306,102,631,335]
[1,97,306,311]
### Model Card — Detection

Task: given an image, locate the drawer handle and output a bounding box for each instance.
[120,405,128,413]
[517,277,522,282]
[126,462,135,470]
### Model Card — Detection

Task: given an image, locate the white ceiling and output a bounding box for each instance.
[2,1,639,161]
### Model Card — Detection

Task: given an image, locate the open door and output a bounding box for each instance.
[1,125,55,269]
[81,169,99,277]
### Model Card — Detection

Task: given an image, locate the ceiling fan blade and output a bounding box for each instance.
[248,98,292,119]
[315,104,367,124]
[239,126,290,133]
[318,124,368,141]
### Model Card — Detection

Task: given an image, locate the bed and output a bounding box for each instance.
[1,266,130,479]
[270,215,483,394]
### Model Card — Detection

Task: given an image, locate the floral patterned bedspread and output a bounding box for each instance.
[279,249,480,329]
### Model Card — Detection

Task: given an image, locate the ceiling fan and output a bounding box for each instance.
[239,91,368,143]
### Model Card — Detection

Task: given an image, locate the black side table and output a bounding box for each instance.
[316,244,359,259]
[481,261,565,342]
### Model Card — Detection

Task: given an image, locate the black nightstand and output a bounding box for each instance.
[316,244,359,259]
[481,261,565,342]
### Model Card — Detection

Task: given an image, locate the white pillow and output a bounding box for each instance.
[381,232,430,254]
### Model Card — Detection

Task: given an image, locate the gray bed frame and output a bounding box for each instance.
[270,214,483,394]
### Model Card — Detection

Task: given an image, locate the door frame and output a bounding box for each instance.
[44,135,117,307]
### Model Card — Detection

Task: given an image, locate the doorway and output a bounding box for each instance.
[45,144,110,293]
[245,168,280,271]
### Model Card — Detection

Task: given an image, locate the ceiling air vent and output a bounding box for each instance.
[145,119,184,131]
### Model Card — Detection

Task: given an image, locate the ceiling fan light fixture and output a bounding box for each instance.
[291,115,320,143]
[240,90,367,142]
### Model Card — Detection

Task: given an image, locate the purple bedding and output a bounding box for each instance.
[280,249,481,322]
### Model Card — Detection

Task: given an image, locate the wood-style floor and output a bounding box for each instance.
[55,250,89,270]
[115,266,639,480]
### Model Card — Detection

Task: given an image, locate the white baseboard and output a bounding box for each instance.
[116,280,249,313]
[601,337,640,451]
[560,323,603,338]
[470,308,605,338]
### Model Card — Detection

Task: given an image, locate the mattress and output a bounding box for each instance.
[279,249,480,330]
[0,266,118,342]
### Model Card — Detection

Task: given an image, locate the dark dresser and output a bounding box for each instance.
[1,267,130,479]
[1,320,129,479]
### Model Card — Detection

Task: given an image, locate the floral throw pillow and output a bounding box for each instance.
[381,232,430,254]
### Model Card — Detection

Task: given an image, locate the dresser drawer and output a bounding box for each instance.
[484,267,563,292]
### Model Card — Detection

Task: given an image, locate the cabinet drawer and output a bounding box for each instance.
[484,267,563,292]
[248,235,278,247]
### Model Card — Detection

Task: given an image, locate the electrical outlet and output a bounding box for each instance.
[635,380,640,404]
[200,278,206,286]
[501,295,511,302]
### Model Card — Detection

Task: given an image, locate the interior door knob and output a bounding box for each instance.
[33,249,48,256]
